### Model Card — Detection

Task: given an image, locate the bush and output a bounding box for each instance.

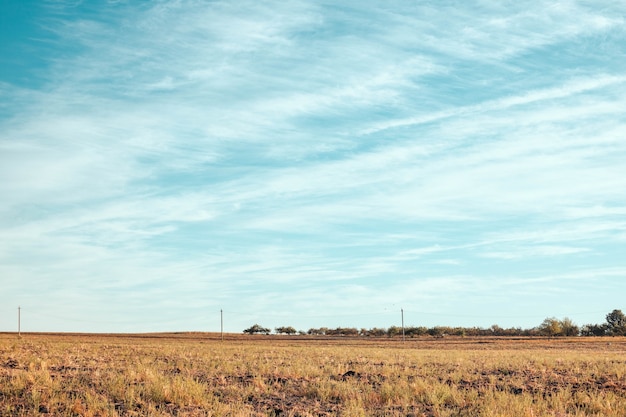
[581,323,607,336]
[243,324,270,335]
[275,326,297,335]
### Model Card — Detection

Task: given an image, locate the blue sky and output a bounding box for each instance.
[1,0,625,333]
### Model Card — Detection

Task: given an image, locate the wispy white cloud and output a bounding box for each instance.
[361,75,626,135]
[481,245,591,260]
[1,0,625,332]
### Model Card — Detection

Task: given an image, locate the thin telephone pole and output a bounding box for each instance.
[401,308,405,342]
[220,309,224,342]
[18,306,21,337]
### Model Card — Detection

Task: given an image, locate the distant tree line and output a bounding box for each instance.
[243,309,626,337]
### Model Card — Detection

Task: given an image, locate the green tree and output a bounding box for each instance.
[243,324,270,335]
[490,324,503,336]
[581,323,607,336]
[560,317,579,336]
[537,317,579,337]
[428,326,447,338]
[605,309,626,336]
[362,327,386,337]
[404,326,428,337]
[275,326,297,335]
[538,317,562,336]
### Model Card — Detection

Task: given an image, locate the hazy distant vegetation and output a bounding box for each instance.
[244,309,626,338]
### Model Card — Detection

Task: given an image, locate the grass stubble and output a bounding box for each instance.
[1,334,625,416]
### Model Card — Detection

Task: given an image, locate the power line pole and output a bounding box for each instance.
[18,306,21,337]
[220,309,224,342]
[401,308,405,342]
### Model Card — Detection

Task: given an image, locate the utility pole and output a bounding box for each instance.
[18,306,21,337]
[401,308,405,342]
[220,309,224,342]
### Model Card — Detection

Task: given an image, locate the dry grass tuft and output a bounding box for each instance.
[1,334,625,416]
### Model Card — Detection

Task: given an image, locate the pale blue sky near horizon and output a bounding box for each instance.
[1,0,625,333]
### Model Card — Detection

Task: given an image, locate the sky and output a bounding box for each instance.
[1,0,625,334]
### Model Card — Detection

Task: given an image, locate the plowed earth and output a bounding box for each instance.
[1,333,625,416]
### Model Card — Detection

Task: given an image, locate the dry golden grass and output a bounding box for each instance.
[1,333,625,416]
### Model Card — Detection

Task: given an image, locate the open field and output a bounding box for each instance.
[1,333,626,416]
